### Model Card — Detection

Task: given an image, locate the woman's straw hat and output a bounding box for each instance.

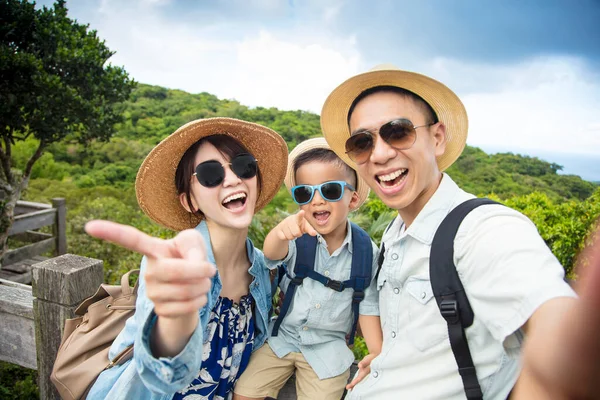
[321,65,468,171]
[284,137,370,211]
[136,117,288,231]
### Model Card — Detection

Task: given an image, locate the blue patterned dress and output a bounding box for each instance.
[173,294,255,400]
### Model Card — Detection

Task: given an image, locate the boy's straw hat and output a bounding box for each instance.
[136,117,288,231]
[284,137,370,211]
[321,64,468,171]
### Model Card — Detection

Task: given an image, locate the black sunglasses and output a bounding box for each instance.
[193,153,258,188]
[345,118,435,164]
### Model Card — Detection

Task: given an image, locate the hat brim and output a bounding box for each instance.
[136,117,288,231]
[284,137,370,211]
[320,68,468,171]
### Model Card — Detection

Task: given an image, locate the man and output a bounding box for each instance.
[320,65,600,399]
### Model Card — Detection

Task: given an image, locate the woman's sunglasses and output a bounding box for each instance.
[193,153,258,188]
[291,180,355,205]
[345,118,435,164]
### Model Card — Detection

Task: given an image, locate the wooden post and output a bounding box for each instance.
[51,198,67,256]
[32,254,103,400]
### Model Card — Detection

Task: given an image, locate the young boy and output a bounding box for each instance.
[233,137,382,400]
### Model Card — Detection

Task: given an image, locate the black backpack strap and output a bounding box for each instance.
[430,198,498,400]
[345,223,373,345]
[271,234,317,337]
[375,216,397,282]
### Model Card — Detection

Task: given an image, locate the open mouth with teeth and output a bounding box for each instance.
[377,168,408,188]
[222,192,247,210]
[313,211,331,226]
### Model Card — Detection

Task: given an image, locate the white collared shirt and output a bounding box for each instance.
[347,174,575,400]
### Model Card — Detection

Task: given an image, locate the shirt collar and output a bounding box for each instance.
[402,173,462,245]
[316,219,353,254]
[193,220,259,277]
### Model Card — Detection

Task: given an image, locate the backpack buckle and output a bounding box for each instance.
[291,276,304,286]
[325,279,344,292]
[440,299,458,321]
[352,290,365,303]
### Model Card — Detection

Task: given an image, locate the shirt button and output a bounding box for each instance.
[324,271,330,277]
[161,367,172,381]
[372,371,379,378]
[391,331,396,338]
[421,292,427,299]
[315,303,321,309]
[393,287,400,294]
[391,253,399,260]
[303,326,309,331]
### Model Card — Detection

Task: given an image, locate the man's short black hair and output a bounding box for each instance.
[347,85,439,126]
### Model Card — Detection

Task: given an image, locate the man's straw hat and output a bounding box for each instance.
[136,117,288,231]
[321,64,468,171]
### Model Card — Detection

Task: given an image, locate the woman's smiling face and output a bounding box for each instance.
[180,140,259,230]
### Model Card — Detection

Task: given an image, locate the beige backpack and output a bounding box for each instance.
[50,269,139,400]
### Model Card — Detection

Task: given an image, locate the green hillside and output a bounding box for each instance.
[13,83,600,283]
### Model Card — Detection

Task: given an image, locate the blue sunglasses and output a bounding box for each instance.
[291,180,355,205]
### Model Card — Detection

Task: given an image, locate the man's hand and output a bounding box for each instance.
[515,226,600,399]
[346,353,377,390]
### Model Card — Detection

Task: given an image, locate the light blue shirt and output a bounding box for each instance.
[266,220,380,379]
[87,221,273,400]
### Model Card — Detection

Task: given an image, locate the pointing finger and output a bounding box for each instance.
[85,220,173,259]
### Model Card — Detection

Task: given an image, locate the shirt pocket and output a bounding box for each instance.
[326,288,354,334]
[406,277,447,351]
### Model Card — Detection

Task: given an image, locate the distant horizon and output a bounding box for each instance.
[477,145,600,183]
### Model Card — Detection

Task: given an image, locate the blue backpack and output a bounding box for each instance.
[271,222,373,345]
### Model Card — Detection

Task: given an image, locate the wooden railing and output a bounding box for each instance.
[0,254,356,399]
[1,199,67,283]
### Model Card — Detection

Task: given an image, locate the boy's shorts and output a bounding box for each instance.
[234,343,350,400]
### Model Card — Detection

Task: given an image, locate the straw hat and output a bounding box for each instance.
[284,137,370,211]
[136,117,288,231]
[320,64,468,171]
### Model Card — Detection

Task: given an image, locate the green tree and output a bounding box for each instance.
[0,0,135,264]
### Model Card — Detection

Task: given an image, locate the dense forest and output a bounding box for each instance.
[9,83,599,284]
[3,83,600,398]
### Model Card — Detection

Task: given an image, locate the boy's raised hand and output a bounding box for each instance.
[275,210,318,241]
[85,220,216,320]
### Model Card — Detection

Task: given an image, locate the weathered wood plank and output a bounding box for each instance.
[0,283,34,319]
[0,268,31,284]
[0,311,36,370]
[0,281,36,370]
[8,209,56,236]
[11,230,53,244]
[0,278,32,291]
[32,254,104,400]
[52,198,67,255]
[15,200,53,210]
[32,254,104,305]
[2,237,56,266]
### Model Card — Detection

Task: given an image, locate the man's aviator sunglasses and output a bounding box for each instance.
[193,153,258,188]
[345,118,435,164]
[291,181,355,205]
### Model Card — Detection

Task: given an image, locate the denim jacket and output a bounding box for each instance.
[87,221,272,400]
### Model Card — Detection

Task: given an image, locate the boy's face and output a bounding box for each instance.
[348,91,446,222]
[294,160,359,237]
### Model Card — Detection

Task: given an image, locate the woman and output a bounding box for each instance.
[86,117,288,400]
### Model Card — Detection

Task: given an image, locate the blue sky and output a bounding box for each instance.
[38,0,600,167]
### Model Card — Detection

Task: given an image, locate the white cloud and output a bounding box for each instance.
[421,56,600,155]
[47,0,600,157]
[223,31,360,112]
